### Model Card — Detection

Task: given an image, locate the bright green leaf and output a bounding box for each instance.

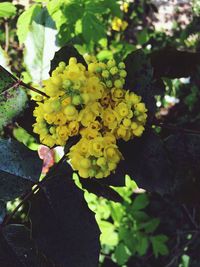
[0,2,16,18]
[17,4,42,44]
[24,8,59,83]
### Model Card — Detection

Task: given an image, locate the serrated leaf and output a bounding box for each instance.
[0,138,42,201]
[102,0,122,18]
[135,235,149,256]
[0,2,16,18]
[50,45,87,75]
[17,4,42,44]
[150,235,169,258]
[24,8,59,84]
[140,218,160,233]
[0,200,6,224]
[114,242,130,265]
[132,194,149,211]
[30,164,100,267]
[0,224,52,266]
[82,13,106,43]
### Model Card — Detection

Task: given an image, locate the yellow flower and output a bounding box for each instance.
[112,17,128,32]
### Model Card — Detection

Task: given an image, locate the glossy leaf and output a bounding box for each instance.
[0,224,52,266]
[30,164,100,267]
[50,45,87,75]
[0,200,6,224]
[119,131,173,195]
[0,138,42,201]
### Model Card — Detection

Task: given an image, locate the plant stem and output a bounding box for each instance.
[19,80,49,98]
[154,120,200,135]
[4,20,9,52]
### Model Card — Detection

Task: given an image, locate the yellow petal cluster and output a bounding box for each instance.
[33,56,147,179]
[111,17,128,32]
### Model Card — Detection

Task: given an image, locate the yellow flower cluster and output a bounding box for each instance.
[33,56,147,179]
[111,17,128,32]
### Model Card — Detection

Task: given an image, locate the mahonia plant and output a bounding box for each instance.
[33,56,147,179]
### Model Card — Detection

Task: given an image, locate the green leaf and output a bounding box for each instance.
[139,218,160,233]
[0,224,52,266]
[0,2,16,18]
[102,0,122,18]
[0,138,42,201]
[132,194,149,211]
[150,235,169,258]
[82,13,106,43]
[30,164,100,267]
[137,28,150,45]
[0,66,28,132]
[99,221,118,246]
[17,4,42,44]
[85,1,107,14]
[114,242,131,265]
[118,227,136,252]
[24,8,59,83]
[135,235,149,256]
[0,200,6,224]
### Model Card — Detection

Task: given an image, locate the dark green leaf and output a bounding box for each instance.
[80,179,123,202]
[102,0,122,17]
[0,138,42,201]
[0,66,16,93]
[124,50,156,117]
[139,218,160,233]
[30,164,100,267]
[0,200,6,224]
[82,13,106,43]
[150,235,169,258]
[114,242,130,265]
[135,235,149,256]
[0,224,52,266]
[132,194,149,211]
[50,45,87,75]
[119,131,173,195]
